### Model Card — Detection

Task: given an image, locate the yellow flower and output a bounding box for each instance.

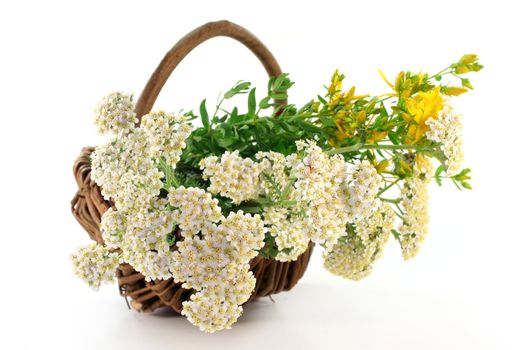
[328,69,344,96]
[374,159,389,173]
[442,87,468,96]
[404,87,444,143]
[366,131,388,144]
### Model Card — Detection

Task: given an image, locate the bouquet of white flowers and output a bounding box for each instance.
[70,21,481,333]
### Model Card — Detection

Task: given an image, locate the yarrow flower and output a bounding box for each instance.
[91,129,164,211]
[323,204,395,280]
[425,105,464,175]
[119,198,177,281]
[94,92,137,135]
[71,243,120,289]
[263,206,310,261]
[200,140,380,261]
[142,111,192,168]
[398,156,433,260]
[172,210,265,332]
[200,151,265,204]
[287,140,352,251]
[346,160,382,220]
[168,186,222,237]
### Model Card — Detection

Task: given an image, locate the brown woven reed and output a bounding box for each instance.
[71,20,314,314]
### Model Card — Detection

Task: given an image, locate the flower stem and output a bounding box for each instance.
[327,143,435,155]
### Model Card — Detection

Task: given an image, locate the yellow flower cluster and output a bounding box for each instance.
[404,87,444,143]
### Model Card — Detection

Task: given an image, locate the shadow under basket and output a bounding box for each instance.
[70,20,314,315]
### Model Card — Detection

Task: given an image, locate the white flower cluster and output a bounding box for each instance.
[91,93,192,212]
[168,186,222,237]
[346,160,382,219]
[199,140,383,262]
[323,204,395,280]
[425,105,464,175]
[98,187,266,332]
[200,151,265,204]
[142,111,193,168]
[91,129,164,211]
[172,210,265,332]
[119,198,177,280]
[398,156,433,260]
[87,92,267,331]
[94,92,137,135]
[263,206,310,261]
[70,243,120,289]
[287,140,352,251]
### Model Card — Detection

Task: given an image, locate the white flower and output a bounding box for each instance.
[323,204,394,280]
[171,210,264,332]
[219,211,266,262]
[263,207,309,261]
[398,156,433,260]
[425,105,464,175]
[91,129,163,211]
[346,160,382,220]
[199,151,265,204]
[201,140,362,260]
[141,111,192,168]
[167,186,222,237]
[278,140,353,251]
[71,243,120,289]
[119,198,177,281]
[100,208,126,249]
[94,92,137,135]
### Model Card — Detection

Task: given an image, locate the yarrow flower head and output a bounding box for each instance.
[398,155,433,260]
[142,111,193,168]
[425,105,464,175]
[94,92,137,135]
[168,186,222,237]
[91,129,163,211]
[346,160,382,220]
[200,140,364,261]
[323,204,395,280]
[70,243,120,289]
[199,151,265,204]
[172,210,265,332]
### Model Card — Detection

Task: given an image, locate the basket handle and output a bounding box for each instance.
[134,20,286,122]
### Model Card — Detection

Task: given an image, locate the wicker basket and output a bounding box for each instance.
[71,20,314,314]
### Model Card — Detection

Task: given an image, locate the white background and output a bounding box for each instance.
[1,0,524,349]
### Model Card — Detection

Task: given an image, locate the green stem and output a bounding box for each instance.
[428,66,453,81]
[380,197,402,204]
[377,178,400,196]
[213,96,226,120]
[327,143,435,155]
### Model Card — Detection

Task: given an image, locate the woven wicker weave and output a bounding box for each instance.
[71,20,314,314]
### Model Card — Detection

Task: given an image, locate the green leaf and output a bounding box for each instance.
[434,165,444,186]
[248,88,256,117]
[199,99,209,130]
[270,93,288,100]
[259,96,271,109]
[224,81,251,99]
